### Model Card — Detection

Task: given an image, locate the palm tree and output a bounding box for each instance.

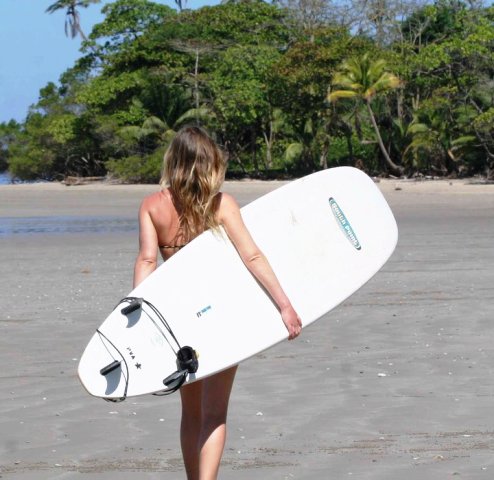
[46,0,100,42]
[328,53,403,176]
[175,0,187,11]
[117,107,215,157]
[405,107,470,175]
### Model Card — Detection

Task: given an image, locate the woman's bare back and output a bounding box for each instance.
[143,189,185,261]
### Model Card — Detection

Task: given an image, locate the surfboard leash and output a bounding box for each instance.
[96,329,130,403]
[98,297,199,400]
[121,297,183,353]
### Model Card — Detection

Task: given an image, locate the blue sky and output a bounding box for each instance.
[0,0,218,124]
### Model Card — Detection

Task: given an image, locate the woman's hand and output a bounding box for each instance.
[281,305,302,340]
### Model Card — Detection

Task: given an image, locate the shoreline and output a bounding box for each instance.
[1,175,494,192]
[2,177,494,243]
[2,176,494,220]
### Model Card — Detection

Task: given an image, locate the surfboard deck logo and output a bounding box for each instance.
[329,197,362,250]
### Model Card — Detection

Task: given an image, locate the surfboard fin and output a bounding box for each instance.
[100,360,121,376]
[157,346,199,395]
[163,370,187,389]
[176,346,199,374]
[121,298,143,315]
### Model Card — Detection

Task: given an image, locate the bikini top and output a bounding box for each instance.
[159,244,187,250]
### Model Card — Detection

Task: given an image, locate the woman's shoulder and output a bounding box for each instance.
[141,190,165,207]
[140,190,166,211]
[217,191,240,213]
[217,192,241,224]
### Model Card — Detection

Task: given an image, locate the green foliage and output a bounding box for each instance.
[401,0,467,47]
[7,0,494,180]
[329,53,403,174]
[9,146,56,181]
[48,114,78,143]
[7,113,58,180]
[77,71,144,109]
[210,44,280,127]
[272,27,357,118]
[329,54,401,102]
[328,135,379,170]
[473,107,494,132]
[90,0,174,48]
[106,147,164,183]
[0,120,21,172]
[177,0,291,46]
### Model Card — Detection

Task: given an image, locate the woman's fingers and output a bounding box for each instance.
[281,307,302,340]
[288,321,302,340]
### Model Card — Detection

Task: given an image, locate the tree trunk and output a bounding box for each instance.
[354,110,363,142]
[488,159,494,181]
[194,49,200,113]
[262,126,273,170]
[319,128,330,169]
[341,121,354,163]
[251,128,258,174]
[74,16,98,54]
[366,100,403,176]
[76,25,88,42]
[397,89,403,122]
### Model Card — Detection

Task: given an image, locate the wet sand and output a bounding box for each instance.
[1,178,494,479]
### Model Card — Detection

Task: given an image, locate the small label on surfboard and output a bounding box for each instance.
[126,346,142,370]
[329,197,362,250]
[196,305,212,318]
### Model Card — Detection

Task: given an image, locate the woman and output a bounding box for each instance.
[133,126,302,480]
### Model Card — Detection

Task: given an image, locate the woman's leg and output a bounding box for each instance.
[198,366,238,480]
[180,380,203,480]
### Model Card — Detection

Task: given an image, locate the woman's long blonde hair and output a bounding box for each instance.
[160,126,227,242]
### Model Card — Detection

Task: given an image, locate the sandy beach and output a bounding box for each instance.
[1,177,494,479]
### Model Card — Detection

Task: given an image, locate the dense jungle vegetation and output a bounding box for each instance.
[1,0,493,182]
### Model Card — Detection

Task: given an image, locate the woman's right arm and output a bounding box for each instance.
[133,199,159,288]
[218,193,302,340]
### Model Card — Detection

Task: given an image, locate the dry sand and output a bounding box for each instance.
[1,177,494,479]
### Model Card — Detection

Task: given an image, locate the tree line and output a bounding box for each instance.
[1,0,493,182]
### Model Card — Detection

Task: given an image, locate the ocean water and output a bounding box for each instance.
[0,216,138,236]
[0,172,49,185]
[0,172,138,236]
[0,172,11,184]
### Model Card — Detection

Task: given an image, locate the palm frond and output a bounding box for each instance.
[407,123,430,134]
[271,108,285,133]
[451,135,477,146]
[142,116,167,132]
[365,74,400,100]
[118,126,143,142]
[327,90,358,102]
[45,1,67,14]
[174,107,215,127]
[284,143,304,163]
[304,118,314,135]
[368,59,387,79]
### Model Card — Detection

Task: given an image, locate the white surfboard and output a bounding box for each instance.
[78,167,398,400]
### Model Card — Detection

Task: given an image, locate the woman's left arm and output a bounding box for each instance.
[218,193,302,340]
